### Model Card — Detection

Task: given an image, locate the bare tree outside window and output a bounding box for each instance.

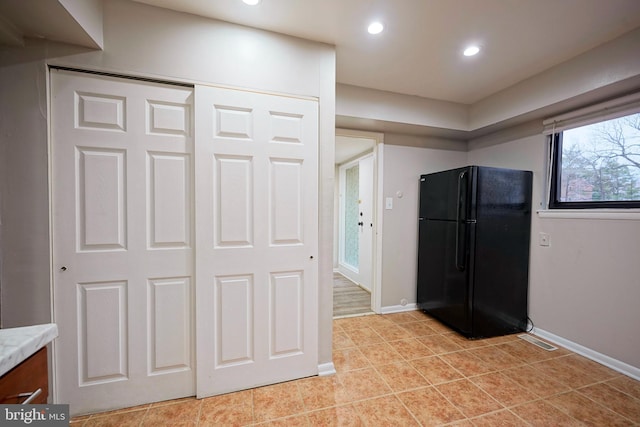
[559,113,640,203]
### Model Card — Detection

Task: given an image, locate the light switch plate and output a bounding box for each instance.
[385,197,393,210]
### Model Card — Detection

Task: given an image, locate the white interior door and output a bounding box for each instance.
[358,155,374,292]
[51,69,194,415]
[195,85,319,397]
[338,154,373,291]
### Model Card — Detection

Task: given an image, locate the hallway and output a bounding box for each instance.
[333,273,372,317]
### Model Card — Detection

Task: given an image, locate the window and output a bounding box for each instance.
[549,112,640,208]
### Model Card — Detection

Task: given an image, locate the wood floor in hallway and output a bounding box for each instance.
[333,272,372,317]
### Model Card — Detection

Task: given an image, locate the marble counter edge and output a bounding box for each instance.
[0,323,59,377]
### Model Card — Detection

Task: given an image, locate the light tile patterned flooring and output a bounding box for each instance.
[71,311,640,426]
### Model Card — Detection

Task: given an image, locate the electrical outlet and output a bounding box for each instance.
[539,232,550,247]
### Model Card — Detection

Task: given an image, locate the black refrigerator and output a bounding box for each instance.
[417,166,532,338]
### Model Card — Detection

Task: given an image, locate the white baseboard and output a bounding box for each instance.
[317,362,336,377]
[380,303,418,314]
[532,327,640,381]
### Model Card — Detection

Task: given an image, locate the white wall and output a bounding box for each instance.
[337,84,469,132]
[380,135,466,309]
[49,0,330,99]
[0,0,335,366]
[533,215,640,369]
[467,131,546,210]
[0,62,51,327]
[468,131,640,370]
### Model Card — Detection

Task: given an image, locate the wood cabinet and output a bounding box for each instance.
[0,347,48,404]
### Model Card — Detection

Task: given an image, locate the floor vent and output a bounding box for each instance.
[518,334,558,351]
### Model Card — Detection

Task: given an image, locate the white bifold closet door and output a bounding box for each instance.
[51,69,319,414]
[194,85,318,397]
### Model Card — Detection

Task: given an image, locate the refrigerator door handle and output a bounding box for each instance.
[455,171,467,271]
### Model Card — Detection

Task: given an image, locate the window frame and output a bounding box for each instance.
[549,131,640,209]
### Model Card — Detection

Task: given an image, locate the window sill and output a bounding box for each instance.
[537,209,640,221]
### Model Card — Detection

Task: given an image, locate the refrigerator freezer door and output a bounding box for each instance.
[420,167,472,221]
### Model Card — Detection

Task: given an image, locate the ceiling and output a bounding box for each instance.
[132,0,640,105]
[2,0,640,106]
[335,135,375,165]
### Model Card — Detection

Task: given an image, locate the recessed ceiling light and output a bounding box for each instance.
[242,0,261,5]
[367,22,384,35]
[463,45,480,56]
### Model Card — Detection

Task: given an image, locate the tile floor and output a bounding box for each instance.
[71,311,640,426]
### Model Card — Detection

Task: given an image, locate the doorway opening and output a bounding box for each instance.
[333,130,383,318]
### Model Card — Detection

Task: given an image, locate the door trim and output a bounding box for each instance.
[335,129,384,314]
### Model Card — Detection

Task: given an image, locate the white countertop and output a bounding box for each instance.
[0,323,58,377]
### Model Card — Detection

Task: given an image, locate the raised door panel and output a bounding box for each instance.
[148,153,190,248]
[269,271,303,357]
[148,277,191,374]
[215,106,253,140]
[215,156,254,247]
[78,281,128,384]
[77,148,127,251]
[146,101,190,137]
[270,159,303,246]
[76,92,126,132]
[215,275,254,367]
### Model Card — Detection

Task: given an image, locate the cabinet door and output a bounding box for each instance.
[0,347,48,404]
